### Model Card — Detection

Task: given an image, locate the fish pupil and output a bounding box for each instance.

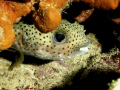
[55,33,65,42]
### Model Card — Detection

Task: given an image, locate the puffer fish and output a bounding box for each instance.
[12,19,90,61]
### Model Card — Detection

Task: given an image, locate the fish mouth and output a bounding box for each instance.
[59,40,91,61]
[79,47,89,56]
[77,40,91,56]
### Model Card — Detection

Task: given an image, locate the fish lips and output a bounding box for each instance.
[79,40,91,56]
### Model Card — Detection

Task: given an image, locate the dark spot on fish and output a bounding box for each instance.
[18,32,20,35]
[24,26,26,28]
[39,33,41,35]
[31,26,34,28]
[33,49,35,51]
[18,43,20,45]
[26,29,28,31]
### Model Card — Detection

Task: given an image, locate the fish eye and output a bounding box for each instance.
[53,32,67,44]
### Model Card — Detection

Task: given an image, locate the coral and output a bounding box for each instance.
[108,78,120,90]
[112,18,120,24]
[73,0,120,23]
[0,33,120,89]
[107,5,120,24]
[1,0,120,50]
[32,0,69,33]
[101,51,120,70]
[0,33,100,89]
[73,0,119,10]
[0,1,32,50]
[74,8,94,22]
[0,0,70,50]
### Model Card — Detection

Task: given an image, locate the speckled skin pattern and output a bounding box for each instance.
[12,19,90,61]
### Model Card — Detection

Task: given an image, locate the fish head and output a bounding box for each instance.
[13,19,90,60]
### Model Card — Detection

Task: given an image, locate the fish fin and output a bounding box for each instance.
[8,50,24,71]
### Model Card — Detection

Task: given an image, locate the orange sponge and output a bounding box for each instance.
[82,0,119,10]
[32,2,61,33]
[73,0,119,10]
[0,1,32,50]
[32,0,68,33]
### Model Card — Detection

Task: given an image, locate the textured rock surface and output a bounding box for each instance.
[0,33,119,90]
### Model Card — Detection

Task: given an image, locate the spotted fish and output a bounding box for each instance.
[12,19,90,61]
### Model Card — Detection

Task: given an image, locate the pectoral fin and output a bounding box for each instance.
[8,49,24,71]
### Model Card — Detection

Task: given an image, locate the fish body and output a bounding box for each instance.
[12,19,90,61]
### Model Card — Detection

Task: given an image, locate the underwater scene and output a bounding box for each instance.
[0,0,120,90]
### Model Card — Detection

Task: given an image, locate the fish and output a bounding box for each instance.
[12,19,90,61]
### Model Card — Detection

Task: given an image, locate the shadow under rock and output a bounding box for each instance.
[82,10,120,52]
[52,70,120,90]
[0,50,51,65]
[62,2,92,23]
[62,2,120,53]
